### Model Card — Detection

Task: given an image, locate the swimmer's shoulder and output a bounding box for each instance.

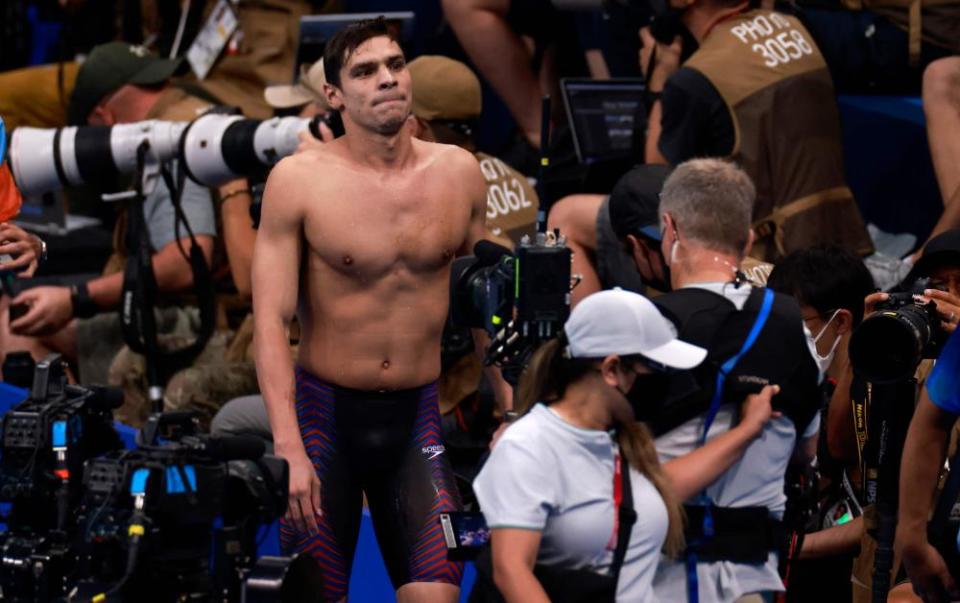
[262,145,346,218]
[415,139,481,174]
[267,142,349,188]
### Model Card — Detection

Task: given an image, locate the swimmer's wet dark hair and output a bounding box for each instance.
[323,16,397,89]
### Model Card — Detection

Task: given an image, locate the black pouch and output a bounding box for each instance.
[684,505,782,564]
[471,546,619,603]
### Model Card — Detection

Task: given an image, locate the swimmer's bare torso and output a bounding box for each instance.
[287,138,484,390]
[252,33,491,601]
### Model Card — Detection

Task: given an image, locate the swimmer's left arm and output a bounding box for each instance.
[459,149,497,254]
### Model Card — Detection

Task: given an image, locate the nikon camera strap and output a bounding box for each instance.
[120,144,215,405]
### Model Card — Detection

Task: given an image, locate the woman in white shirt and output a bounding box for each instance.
[474,289,781,602]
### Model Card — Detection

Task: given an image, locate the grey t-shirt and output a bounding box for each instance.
[474,403,670,603]
[652,282,820,601]
[143,164,217,252]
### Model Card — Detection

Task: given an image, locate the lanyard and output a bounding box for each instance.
[609,454,624,550]
[703,2,751,40]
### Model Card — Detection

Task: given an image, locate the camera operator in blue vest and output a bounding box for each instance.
[638,159,821,602]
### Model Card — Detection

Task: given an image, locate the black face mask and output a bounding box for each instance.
[656,250,673,293]
[618,371,672,422]
[633,236,672,292]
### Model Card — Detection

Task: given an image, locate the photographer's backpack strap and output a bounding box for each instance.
[685,288,775,603]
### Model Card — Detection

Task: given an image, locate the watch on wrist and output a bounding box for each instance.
[70,282,99,319]
[37,237,47,263]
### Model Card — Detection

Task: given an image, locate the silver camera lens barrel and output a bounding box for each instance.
[10,127,65,196]
[253,117,310,165]
[108,120,187,174]
[181,113,245,186]
[56,127,85,187]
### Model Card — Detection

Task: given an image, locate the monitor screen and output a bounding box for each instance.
[561,78,647,165]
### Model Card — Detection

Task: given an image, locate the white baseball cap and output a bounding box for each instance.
[264,58,330,111]
[565,289,707,370]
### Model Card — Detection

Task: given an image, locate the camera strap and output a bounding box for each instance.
[610,453,636,582]
[685,287,774,603]
[159,160,216,364]
[120,146,216,394]
[121,143,164,402]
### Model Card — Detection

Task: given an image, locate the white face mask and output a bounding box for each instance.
[810,309,841,378]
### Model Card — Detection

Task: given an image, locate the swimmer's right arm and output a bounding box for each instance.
[252,159,322,535]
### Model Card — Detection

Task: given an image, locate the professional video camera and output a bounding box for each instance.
[9,111,327,197]
[71,411,319,602]
[0,354,124,602]
[451,231,572,383]
[849,277,947,383]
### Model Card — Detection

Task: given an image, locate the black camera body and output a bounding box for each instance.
[0,354,124,602]
[452,233,572,383]
[451,245,516,336]
[850,278,946,383]
[73,412,289,602]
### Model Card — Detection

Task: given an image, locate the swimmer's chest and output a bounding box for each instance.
[303,176,472,275]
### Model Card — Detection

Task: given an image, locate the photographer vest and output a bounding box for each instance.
[476,152,538,246]
[684,11,874,262]
[650,286,821,437]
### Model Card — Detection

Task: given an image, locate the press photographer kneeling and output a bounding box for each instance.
[470,289,782,602]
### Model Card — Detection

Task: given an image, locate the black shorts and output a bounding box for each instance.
[279,367,463,601]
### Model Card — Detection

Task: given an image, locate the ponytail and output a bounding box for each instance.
[616,422,685,557]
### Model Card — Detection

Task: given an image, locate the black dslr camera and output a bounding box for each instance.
[451,232,572,384]
[849,278,947,383]
[0,354,124,602]
[71,411,312,602]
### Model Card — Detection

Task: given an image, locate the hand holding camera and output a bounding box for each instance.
[914,287,960,334]
[851,279,950,383]
[9,286,74,337]
[296,118,335,155]
[639,26,683,92]
[0,223,42,277]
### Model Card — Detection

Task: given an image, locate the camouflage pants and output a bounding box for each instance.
[108,308,259,429]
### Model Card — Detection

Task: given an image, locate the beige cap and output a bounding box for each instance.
[264,58,330,111]
[408,56,482,121]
